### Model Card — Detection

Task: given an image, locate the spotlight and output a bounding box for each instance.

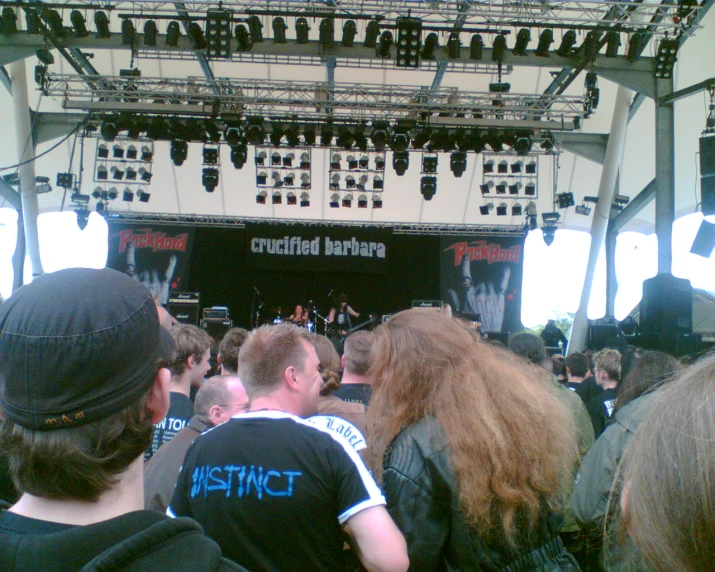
[422,32,439,59]
[357,174,368,190]
[285,125,300,148]
[557,30,576,57]
[303,127,316,147]
[97,144,109,159]
[354,126,368,151]
[300,172,311,189]
[111,166,125,181]
[377,31,393,58]
[514,132,533,156]
[123,188,134,202]
[359,154,369,169]
[447,33,461,59]
[525,161,537,174]
[364,20,380,48]
[272,16,287,44]
[256,190,267,204]
[246,117,266,145]
[122,19,135,46]
[271,152,282,166]
[582,31,598,60]
[450,152,467,177]
[527,214,538,231]
[480,181,493,194]
[470,34,484,60]
[143,20,158,46]
[300,191,310,207]
[56,173,74,188]
[256,171,268,185]
[345,175,356,189]
[75,208,90,230]
[342,193,353,208]
[321,123,334,147]
[45,10,65,38]
[248,16,263,43]
[166,21,181,46]
[255,150,267,166]
[170,140,188,166]
[137,190,150,203]
[535,29,554,57]
[375,156,385,171]
[94,11,110,39]
[371,122,389,150]
[113,144,124,159]
[396,17,421,68]
[319,18,334,47]
[575,204,592,216]
[421,176,437,200]
[614,194,630,205]
[495,181,507,194]
[496,203,508,216]
[498,160,508,174]
[126,167,137,181]
[556,192,575,209]
[393,151,409,176]
[690,219,715,258]
[347,155,358,169]
[272,171,283,187]
[357,194,368,208]
[512,203,523,216]
[373,175,383,190]
[525,182,536,196]
[391,128,411,152]
[283,152,295,167]
[479,203,494,215]
[26,9,40,34]
[100,120,118,142]
[206,9,232,58]
[284,172,295,186]
[492,34,507,62]
[627,31,647,62]
[300,152,311,169]
[107,187,118,201]
[422,154,438,174]
[511,161,522,174]
[509,182,522,195]
[542,225,557,245]
[540,133,555,153]
[483,160,494,174]
[542,212,560,224]
[235,24,252,51]
[296,18,309,44]
[331,153,342,170]
[373,194,383,208]
[203,145,219,165]
[230,144,248,169]
[202,168,219,192]
[139,167,152,182]
[330,173,340,190]
[342,20,357,47]
[329,192,340,208]
[655,38,679,79]
[36,48,54,66]
[286,191,297,205]
[96,166,108,180]
[338,127,355,150]
[92,187,103,200]
[270,124,284,147]
[512,28,530,56]
[605,31,620,58]
[70,10,88,37]
[1,7,17,34]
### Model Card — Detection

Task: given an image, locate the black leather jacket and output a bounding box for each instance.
[382,417,580,571]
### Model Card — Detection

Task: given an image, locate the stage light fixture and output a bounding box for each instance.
[396,17,421,68]
[256,190,267,204]
[342,193,353,208]
[509,182,522,195]
[97,144,109,159]
[170,140,188,166]
[283,152,295,168]
[96,166,108,180]
[422,33,439,59]
[421,176,437,200]
[342,20,357,47]
[422,154,438,174]
[284,125,300,148]
[514,133,533,156]
[319,17,334,47]
[447,33,461,59]
[56,173,74,189]
[329,192,340,208]
[542,212,561,224]
[248,16,263,43]
[300,152,311,170]
[450,152,467,177]
[512,28,531,56]
[166,21,181,46]
[370,122,389,150]
[356,194,368,208]
[122,188,134,202]
[338,127,355,150]
[412,129,432,149]
[272,171,283,187]
[556,30,576,57]
[496,202,508,216]
[147,117,169,141]
[512,203,523,216]
[470,34,484,60]
[246,117,266,145]
[139,167,152,182]
[541,225,557,246]
[142,20,158,46]
[1,7,17,34]
[93,11,110,39]
[353,126,368,152]
[255,150,267,166]
[331,153,342,170]
[70,10,88,37]
[486,130,504,152]
[393,151,409,176]
[480,181,493,194]
[605,31,620,58]
[303,128,316,147]
[300,172,311,189]
[100,120,118,142]
[364,20,380,48]
[356,154,369,169]
[122,19,135,46]
[300,192,310,207]
[575,204,592,216]
[230,144,248,169]
[257,171,268,185]
[271,152,282,166]
[112,144,124,159]
[270,124,284,147]
[92,187,103,200]
[125,167,137,181]
[235,24,252,50]
[655,38,679,79]
[614,194,630,205]
[106,187,118,201]
[376,31,393,58]
[556,192,575,209]
[321,123,334,147]
[45,9,65,38]
[535,29,554,57]
[347,154,358,169]
[224,127,241,147]
[206,10,232,58]
[510,160,522,174]
[373,175,384,190]
[203,145,219,165]
[201,168,219,192]
[26,8,40,34]
[497,160,508,174]
[391,128,411,152]
[330,173,340,190]
[357,174,368,190]
[480,203,494,216]
[495,181,507,194]
[272,17,287,44]
[75,208,90,230]
[525,161,537,174]
[581,31,598,61]
[284,172,295,186]
[483,160,494,174]
[286,191,297,205]
[296,18,309,44]
[628,31,647,62]
[375,156,385,171]
[525,182,536,196]
[373,194,383,208]
[491,34,507,62]
[111,166,124,181]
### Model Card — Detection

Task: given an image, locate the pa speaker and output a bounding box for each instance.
[640,274,692,354]
[700,135,715,215]
[200,319,233,340]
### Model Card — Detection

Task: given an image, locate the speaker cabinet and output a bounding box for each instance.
[640,274,692,355]
[167,292,200,326]
[699,135,715,215]
[200,319,234,340]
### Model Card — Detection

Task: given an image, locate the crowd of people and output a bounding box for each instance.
[0,267,713,571]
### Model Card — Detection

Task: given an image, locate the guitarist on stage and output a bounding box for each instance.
[328,294,360,339]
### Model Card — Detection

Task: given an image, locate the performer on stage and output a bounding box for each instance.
[288,304,309,326]
[328,294,360,338]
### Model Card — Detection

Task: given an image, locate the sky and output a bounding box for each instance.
[1,207,714,326]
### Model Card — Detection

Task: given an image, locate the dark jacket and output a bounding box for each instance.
[0,509,246,571]
[144,414,212,512]
[382,417,579,571]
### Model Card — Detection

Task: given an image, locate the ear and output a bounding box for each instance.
[284,365,300,392]
[341,354,346,369]
[186,354,197,369]
[147,367,171,424]
[208,405,224,426]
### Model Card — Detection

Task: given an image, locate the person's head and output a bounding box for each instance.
[593,348,622,385]
[307,333,341,395]
[367,309,577,546]
[615,351,682,410]
[218,327,249,375]
[194,375,249,426]
[238,323,322,417]
[508,332,547,366]
[169,324,213,386]
[343,330,374,378]
[294,304,303,315]
[0,268,171,503]
[565,352,590,378]
[338,293,348,307]
[617,352,715,571]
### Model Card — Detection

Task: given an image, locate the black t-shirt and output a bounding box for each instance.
[572,376,601,405]
[147,392,194,460]
[169,410,385,572]
[332,383,372,407]
[586,387,617,438]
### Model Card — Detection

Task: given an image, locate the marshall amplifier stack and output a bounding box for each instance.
[167,292,200,326]
[201,306,233,339]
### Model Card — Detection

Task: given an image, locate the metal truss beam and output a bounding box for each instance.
[0,179,22,210]
[659,76,715,105]
[0,66,11,94]
[611,177,656,231]
[556,132,609,164]
[174,2,219,94]
[32,111,86,145]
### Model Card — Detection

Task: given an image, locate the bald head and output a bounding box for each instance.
[194,375,249,426]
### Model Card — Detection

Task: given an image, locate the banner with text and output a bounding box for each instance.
[106,223,195,305]
[246,224,391,273]
[440,235,525,333]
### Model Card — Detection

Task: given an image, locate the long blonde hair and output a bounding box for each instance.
[366,309,577,546]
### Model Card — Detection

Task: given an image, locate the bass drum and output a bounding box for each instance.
[273,317,284,325]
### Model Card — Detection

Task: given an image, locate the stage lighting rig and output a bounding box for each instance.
[470,34,484,60]
[557,30,576,57]
[203,145,219,165]
[422,33,439,59]
[165,21,180,46]
[605,31,621,58]
[421,176,437,200]
[575,204,592,216]
[556,192,575,209]
[512,29,531,56]
[628,31,647,62]
[390,127,411,152]
[246,117,266,145]
[170,140,188,167]
[535,29,554,57]
[207,10,233,58]
[371,122,389,151]
[396,18,422,68]
[342,20,357,47]
[655,38,679,79]
[296,18,309,44]
[450,152,467,178]
[364,20,380,48]
[541,225,557,246]
[272,17,287,44]
[319,18,334,47]
[122,19,135,46]
[447,33,461,59]
[377,31,393,58]
[492,34,507,63]
[393,152,409,176]
[422,154,438,174]
[514,132,533,156]
[248,16,263,43]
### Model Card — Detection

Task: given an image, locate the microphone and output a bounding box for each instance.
[327,289,334,298]
[253,286,261,295]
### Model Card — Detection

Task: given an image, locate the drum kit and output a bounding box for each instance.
[256,302,327,335]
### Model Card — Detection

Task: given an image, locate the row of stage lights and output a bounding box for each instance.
[0,6,680,78]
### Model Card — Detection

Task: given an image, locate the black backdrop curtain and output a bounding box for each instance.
[188,227,440,328]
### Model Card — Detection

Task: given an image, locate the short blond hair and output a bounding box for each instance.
[593,348,621,381]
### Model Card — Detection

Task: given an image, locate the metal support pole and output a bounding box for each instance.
[655,78,675,274]
[605,217,618,317]
[568,85,633,355]
[12,208,25,292]
[10,60,43,280]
